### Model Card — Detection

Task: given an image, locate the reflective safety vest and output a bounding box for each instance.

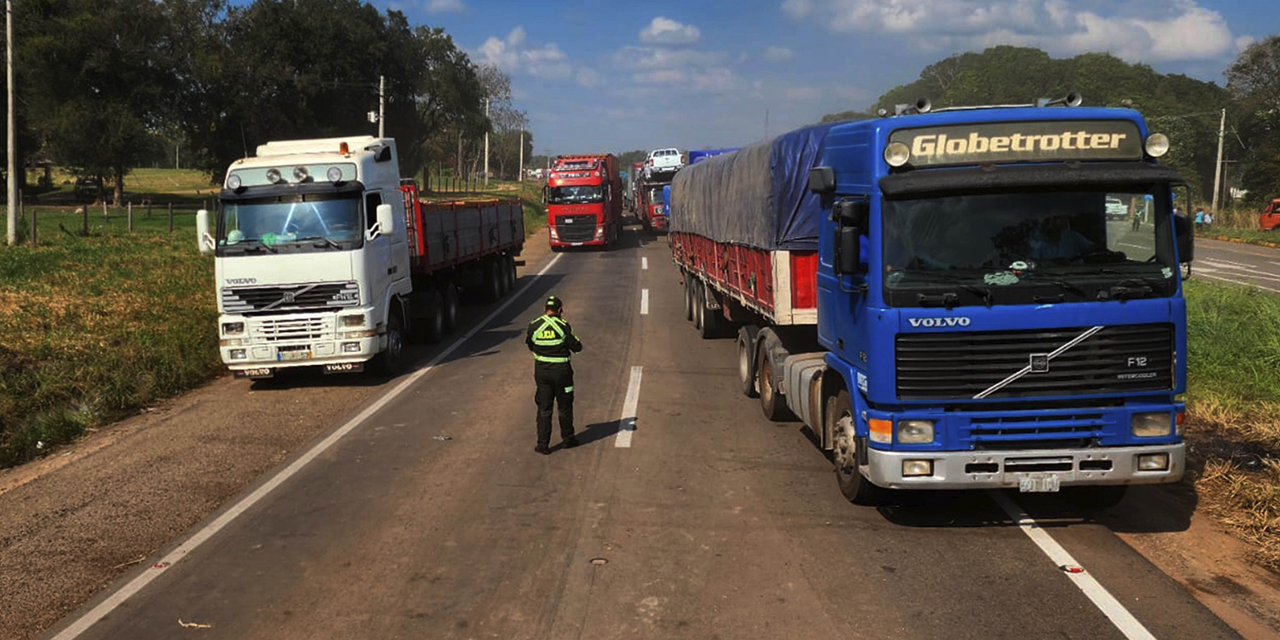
[529,316,575,363]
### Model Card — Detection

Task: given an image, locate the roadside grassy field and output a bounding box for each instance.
[1202,227,1280,249]
[1183,279,1280,569]
[0,173,548,469]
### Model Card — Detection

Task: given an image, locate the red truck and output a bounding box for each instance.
[1261,198,1280,231]
[545,154,622,249]
[636,177,672,231]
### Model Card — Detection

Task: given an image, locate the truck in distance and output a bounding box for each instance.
[544,154,622,250]
[669,97,1194,507]
[197,136,523,379]
[644,148,683,181]
[1261,198,1280,231]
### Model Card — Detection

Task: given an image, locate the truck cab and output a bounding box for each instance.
[545,155,621,249]
[198,136,412,378]
[1261,198,1280,231]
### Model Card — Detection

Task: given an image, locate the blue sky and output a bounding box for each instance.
[374,0,1275,156]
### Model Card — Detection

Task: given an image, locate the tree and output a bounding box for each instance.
[1227,35,1280,206]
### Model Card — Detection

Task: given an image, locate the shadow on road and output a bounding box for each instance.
[570,420,623,449]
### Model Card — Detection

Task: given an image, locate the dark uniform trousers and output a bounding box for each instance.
[534,362,574,447]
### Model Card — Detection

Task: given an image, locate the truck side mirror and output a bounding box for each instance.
[835,226,861,274]
[196,209,214,255]
[1174,213,1194,263]
[808,167,835,195]
[376,204,394,236]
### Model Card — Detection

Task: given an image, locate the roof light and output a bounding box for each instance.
[226,174,242,190]
[293,166,310,182]
[884,142,911,167]
[339,142,350,155]
[327,167,343,182]
[265,168,282,184]
[1145,133,1170,158]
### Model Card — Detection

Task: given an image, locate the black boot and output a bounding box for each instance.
[563,435,579,449]
[534,444,550,455]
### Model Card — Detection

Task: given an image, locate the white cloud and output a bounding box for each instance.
[763,45,794,62]
[576,67,605,88]
[615,46,730,70]
[782,0,1240,62]
[427,0,465,14]
[639,16,703,45]
[477,27,573,80]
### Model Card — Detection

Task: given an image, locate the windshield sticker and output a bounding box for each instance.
[1162,267,1173,279]
[889,120,1143,167]
[984,271,1020,286]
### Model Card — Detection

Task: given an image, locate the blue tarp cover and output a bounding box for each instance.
[670,123,835,250]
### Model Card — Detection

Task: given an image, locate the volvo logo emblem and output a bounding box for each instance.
[907,317,971,328]
[281,291,297,304]
[1029,353,1050,373]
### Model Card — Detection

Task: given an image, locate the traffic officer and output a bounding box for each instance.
[526,295,583,454]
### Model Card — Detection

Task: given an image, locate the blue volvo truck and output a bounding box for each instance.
[669,98,1194,506]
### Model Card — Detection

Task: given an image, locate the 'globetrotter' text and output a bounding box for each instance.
[911,131,1128,159]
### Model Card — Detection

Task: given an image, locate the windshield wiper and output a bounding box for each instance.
[227,241,276,254]
[298,236,343,250]
[1106,278,1160,301]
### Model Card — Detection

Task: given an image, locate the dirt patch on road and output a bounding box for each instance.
[0,372,383,640]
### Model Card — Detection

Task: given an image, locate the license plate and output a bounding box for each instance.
[323,362,363,374]
[235,367,273,379]
[1019,474,1061,493]
[278,350,311,361]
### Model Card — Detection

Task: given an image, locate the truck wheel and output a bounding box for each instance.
[441,285,459,333]
[373,308,408,376]
[504,255,518,291]
[828,390,885,505]
[693,280,705,331]
[485,260,503,302]
[737,327,758,398]
[414,290,445,344]
[1062,486,1128,511]
[683,274,694,321]
[699,287,720,339]
[757,344,793,421]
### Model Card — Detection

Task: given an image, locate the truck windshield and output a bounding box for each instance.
[648,188,664,205]
[218,192,362,254]
[548,185,603,204]
[882,187,1177,307]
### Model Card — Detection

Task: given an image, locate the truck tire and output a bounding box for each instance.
[699,286,720,339]
[684,274,694,321]
[441,284,459,333]
[757,344,793,421]
[828,390,885,506]
[504,255,518,291]
[737,326,759,398]
[373,307,408,376]
[693,280,705,331]
[414,290,445,344]
[485,259,503,302]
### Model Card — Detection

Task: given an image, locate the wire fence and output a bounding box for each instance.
[14,199,209,247]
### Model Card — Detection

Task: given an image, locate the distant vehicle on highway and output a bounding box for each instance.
[74,176,102,202]
[1105,196,1128,220]
[644,148,682,180]
[1261,198,1280,231]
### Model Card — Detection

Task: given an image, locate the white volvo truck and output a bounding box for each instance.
[198,136,524,378]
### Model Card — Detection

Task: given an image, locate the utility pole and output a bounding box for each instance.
[483,97,490,187]
[518,122,524,183]
[1211,108,1226,214]
[6,0,17,246]
[377,75,385,138]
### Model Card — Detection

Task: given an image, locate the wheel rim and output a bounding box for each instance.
[387,321,404,361]
[833,414,856,479]
[738,339,750,386]
[759,356,773,404]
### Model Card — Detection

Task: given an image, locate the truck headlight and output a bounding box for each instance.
[595,226,604,239]
[1132,412,1172,437]
[221,321,245,336]
[897,420,935,444]
[229,348,247,360]
[1137,453,1170,471]
[549,228,559,240]
[339,313,366,328]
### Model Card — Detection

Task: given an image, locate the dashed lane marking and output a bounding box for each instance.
[642,256,648,270]
[641,289,649,315]
[615,366,643,448]
[991,491,1158,640]
[1193,271,1280,294]
[49,254,566,640]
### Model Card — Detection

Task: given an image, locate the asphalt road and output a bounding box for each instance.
[43,226,1243,640]
[1193,237,1280,293]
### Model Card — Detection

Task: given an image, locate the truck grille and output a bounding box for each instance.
[222,282,359,315]
[252,317,331,342]
[964,412,1107,450]
[895,324,1174,400]
[554,215,596,242]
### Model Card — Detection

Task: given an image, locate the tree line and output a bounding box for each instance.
[2,0,530,204]
[821,42,1280,209]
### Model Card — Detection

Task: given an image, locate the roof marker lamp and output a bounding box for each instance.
[293,166,310,182]
[1145,133,1170,158]
[327,167,343,183]
[226,174,242,190]
[884,142,911,167]
[265,168,282,184]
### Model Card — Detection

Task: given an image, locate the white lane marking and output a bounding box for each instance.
[1119,243,1148,250]
[640,289,649,315]
[615,366,643,448]
[1271,261,1280,268]
[990,492,1157,640]
[642,256,648,270]
[1201,257,1252,268]
[1193,272,1280,294]
[1200,261,1280,283]
[50,254,565,640]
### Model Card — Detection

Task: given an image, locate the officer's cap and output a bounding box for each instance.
[545,295,563,311]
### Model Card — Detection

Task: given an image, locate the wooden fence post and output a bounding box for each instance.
[146,200,152,219]
[29,209,36,246]
[168,202,174,232]
[82,205,89,236]
[127,202,134,232]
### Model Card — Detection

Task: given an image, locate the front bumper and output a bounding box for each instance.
[865,443,1185,490]
[219,311,382,374]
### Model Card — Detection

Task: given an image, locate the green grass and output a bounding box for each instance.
[0,210,218,468]
[1201,226,1280,248]
[1183,279,1280,568]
